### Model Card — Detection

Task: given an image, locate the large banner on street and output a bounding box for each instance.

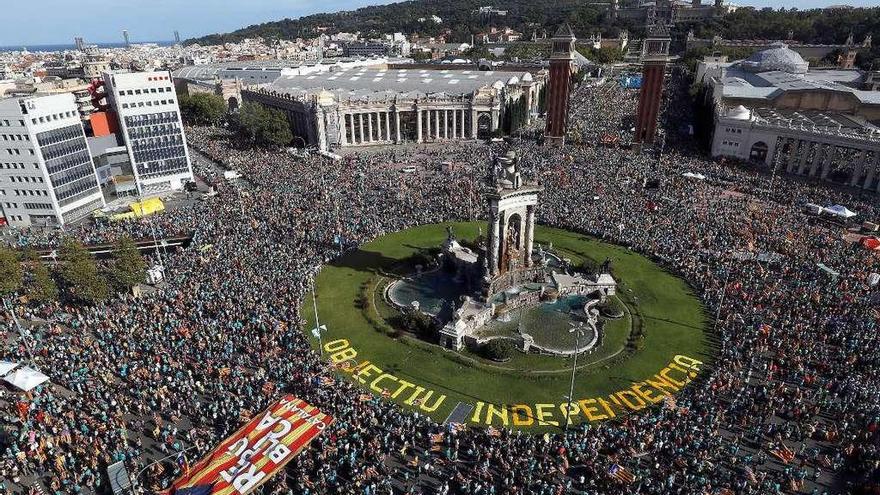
[169,395,333,495]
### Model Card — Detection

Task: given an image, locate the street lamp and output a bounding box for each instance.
[3,298,36,365]
[565,322,585,432]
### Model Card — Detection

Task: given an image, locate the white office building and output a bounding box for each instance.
[103,71,193,195]
[0,93,105,227]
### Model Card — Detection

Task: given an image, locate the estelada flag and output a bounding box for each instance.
[168,395,332,495]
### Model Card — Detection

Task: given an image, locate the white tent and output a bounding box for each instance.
[825,205,857,219]
[682,172,707,180]
[4,366,49,392]
[0,361,18,377]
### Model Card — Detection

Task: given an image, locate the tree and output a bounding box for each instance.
[235,102,293,148]
[28,259,58,304]
[236,101,265,143]
[179,93,227,126]
[59,239,108,304]
[483,339,514,361]
[107,237,147,291]
[260,107,294,148]
[0,246,22,296]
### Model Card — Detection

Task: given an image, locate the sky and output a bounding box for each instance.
[1,0,877,46]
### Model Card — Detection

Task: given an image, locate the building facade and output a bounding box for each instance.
[103,71,194,195]
[0,93,105,227]
[702,44,880,190]
[712,106,880,189]
[242,66,546,151]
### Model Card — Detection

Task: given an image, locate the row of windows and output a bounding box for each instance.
[138,157,189,179]
[37,125,82,147]
[4,149,36,156]
[41,141,89,162]
[30,111,76,125]
[1,134,29,142]
[128,123,181,140]
[132,135,184,152]
[55,175,99,206]
[133,145,186,165]
[49,159,97,189]
[124,112,179,127]
[4,189,50,198]
[121,98,176,110]
[721,140,741,148]
[724,128,743,135]
[46,151,92,177]
[23,203,53,210]
[0,162,38,170]
[118,86,173,97]
[0,120,26,127]
[5,175,44,184]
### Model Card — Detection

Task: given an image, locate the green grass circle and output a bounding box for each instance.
[304,222,710,429]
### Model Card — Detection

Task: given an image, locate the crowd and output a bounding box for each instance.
[1,75,878,495]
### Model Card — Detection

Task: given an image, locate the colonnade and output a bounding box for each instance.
[774,136,880,190]
[416,108,473,142]
[339,107,479,146]
[339,110,398,146]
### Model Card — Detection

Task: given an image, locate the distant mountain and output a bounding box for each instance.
[185,0,879,59]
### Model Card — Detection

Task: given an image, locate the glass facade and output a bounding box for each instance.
[124,111,189,179]
[36,124,100,207]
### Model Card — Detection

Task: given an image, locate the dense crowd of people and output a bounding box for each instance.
[1,74,879,495]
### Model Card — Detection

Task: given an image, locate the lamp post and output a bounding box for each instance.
[3,298,36,365]
[565,322,585,432]
[312,283,324,358]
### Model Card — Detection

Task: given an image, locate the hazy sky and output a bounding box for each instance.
[2,0,877,45]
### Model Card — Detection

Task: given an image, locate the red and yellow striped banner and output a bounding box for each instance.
[169,395,333,495]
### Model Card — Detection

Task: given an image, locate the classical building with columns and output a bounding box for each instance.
[712,106,880,189]
[240,66,547,150]
[701,43,880,189]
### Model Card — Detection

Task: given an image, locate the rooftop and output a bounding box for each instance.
[259,67,535,100]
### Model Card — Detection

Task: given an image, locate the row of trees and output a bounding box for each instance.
[179,92,295,149]
[0,237,147,306]
[179,93,228,126]
[234,102,294,148]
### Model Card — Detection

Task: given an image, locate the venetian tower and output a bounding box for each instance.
[544,24,576,146]
[634,23,671,145]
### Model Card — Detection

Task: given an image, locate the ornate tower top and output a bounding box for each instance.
[550,24,576,61]
[642,22,672,62]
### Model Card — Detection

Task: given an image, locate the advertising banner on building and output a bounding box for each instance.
[168,395,333,495]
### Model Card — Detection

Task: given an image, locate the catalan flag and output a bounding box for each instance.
[608,464,636,484]
[770,443,795,464]
[170,395,332,495]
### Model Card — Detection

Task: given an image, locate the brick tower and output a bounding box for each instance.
[544,24,576,146]
[634,23,671,145]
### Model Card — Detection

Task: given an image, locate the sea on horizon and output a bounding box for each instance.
[0,41,175,52]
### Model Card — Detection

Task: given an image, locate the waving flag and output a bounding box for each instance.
[168,395,332,495]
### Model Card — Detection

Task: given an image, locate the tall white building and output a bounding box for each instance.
[103,71,193,195]
[0,93,105,227]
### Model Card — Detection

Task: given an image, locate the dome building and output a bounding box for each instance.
[740,42,809,75]
[695,43,880,190]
